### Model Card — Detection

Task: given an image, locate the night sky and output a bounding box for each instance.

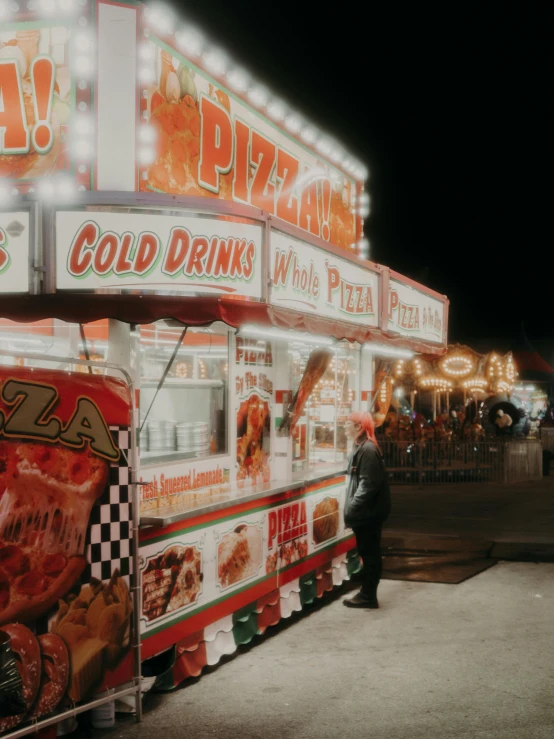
[178,2,550,351]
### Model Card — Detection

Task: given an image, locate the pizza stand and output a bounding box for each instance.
[0,0,448,730]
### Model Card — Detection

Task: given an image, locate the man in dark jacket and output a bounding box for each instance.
[343,413,391,609]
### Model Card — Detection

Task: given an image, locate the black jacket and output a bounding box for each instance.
[344,440,391,526]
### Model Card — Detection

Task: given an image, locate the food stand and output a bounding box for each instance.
[0,0,448,718]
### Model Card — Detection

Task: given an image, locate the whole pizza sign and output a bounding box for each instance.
[269,230,379,326]
[0,367,134,732]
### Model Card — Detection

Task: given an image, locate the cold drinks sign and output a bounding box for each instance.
[55,210,263,297]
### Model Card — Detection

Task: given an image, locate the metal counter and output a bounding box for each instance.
[139,465,346,529]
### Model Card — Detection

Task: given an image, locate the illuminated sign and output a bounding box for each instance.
[55,209,263,297]
[269,230,379,326]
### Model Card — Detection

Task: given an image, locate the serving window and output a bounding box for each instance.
[290,340,360,471]
[139,323,229,465]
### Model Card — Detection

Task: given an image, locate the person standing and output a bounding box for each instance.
[343,412,391,609]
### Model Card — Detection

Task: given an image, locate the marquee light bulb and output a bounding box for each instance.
[138,43,155,61]
[138,147,156,165]
[301,127,317,145]
[74,139,93,160]
[267,99,286,122]
[38,179,55,200]
[357,238,370,259]
[248,85,269,108]
[139,125,156,144]
[0,184,12,203]
[139,66,156,84]
[147,4,175,34]
[74,56,92,76]
[316,138,332,156]
[203,50,227,77]
[285,114,302,134]
[74,32,92,52]
[57,176,76,200]
[226,67,249,92]
[176,28,203,58]
[358,192,371,217]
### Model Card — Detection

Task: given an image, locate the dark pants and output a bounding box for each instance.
[352,520,383,598]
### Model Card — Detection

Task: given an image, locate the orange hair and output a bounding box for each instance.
[348,411,381,451]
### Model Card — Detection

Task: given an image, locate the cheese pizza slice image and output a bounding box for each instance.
[217,524,262,589]
[0,441,108,626]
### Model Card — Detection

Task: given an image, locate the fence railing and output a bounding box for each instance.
[381,439,543,485]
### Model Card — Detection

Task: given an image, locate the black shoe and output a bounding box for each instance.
[343,593,379,609]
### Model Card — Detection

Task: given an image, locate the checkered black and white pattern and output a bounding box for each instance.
[84,427,133,583]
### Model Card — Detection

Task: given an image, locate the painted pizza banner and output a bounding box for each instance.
[55,209,264,297]
[0,15,85,191]
[389,278,445,344]
[270,229,380,326]
[0,212,30,294]
[138,34,358,251]
[0,367,133,733]
[139,478,349,658]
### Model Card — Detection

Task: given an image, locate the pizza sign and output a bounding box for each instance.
[0,24,75,186]
[0,56,56,156]
[140,36,358,251]
[267,501,308,550]
[0,367,134,731]
[269,230,379,326]
[388,279,445,344]
[0,378,119,461]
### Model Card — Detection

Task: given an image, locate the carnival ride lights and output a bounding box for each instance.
[441,354,474,377]
[419,376,453,390]
[463,378,488,389]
